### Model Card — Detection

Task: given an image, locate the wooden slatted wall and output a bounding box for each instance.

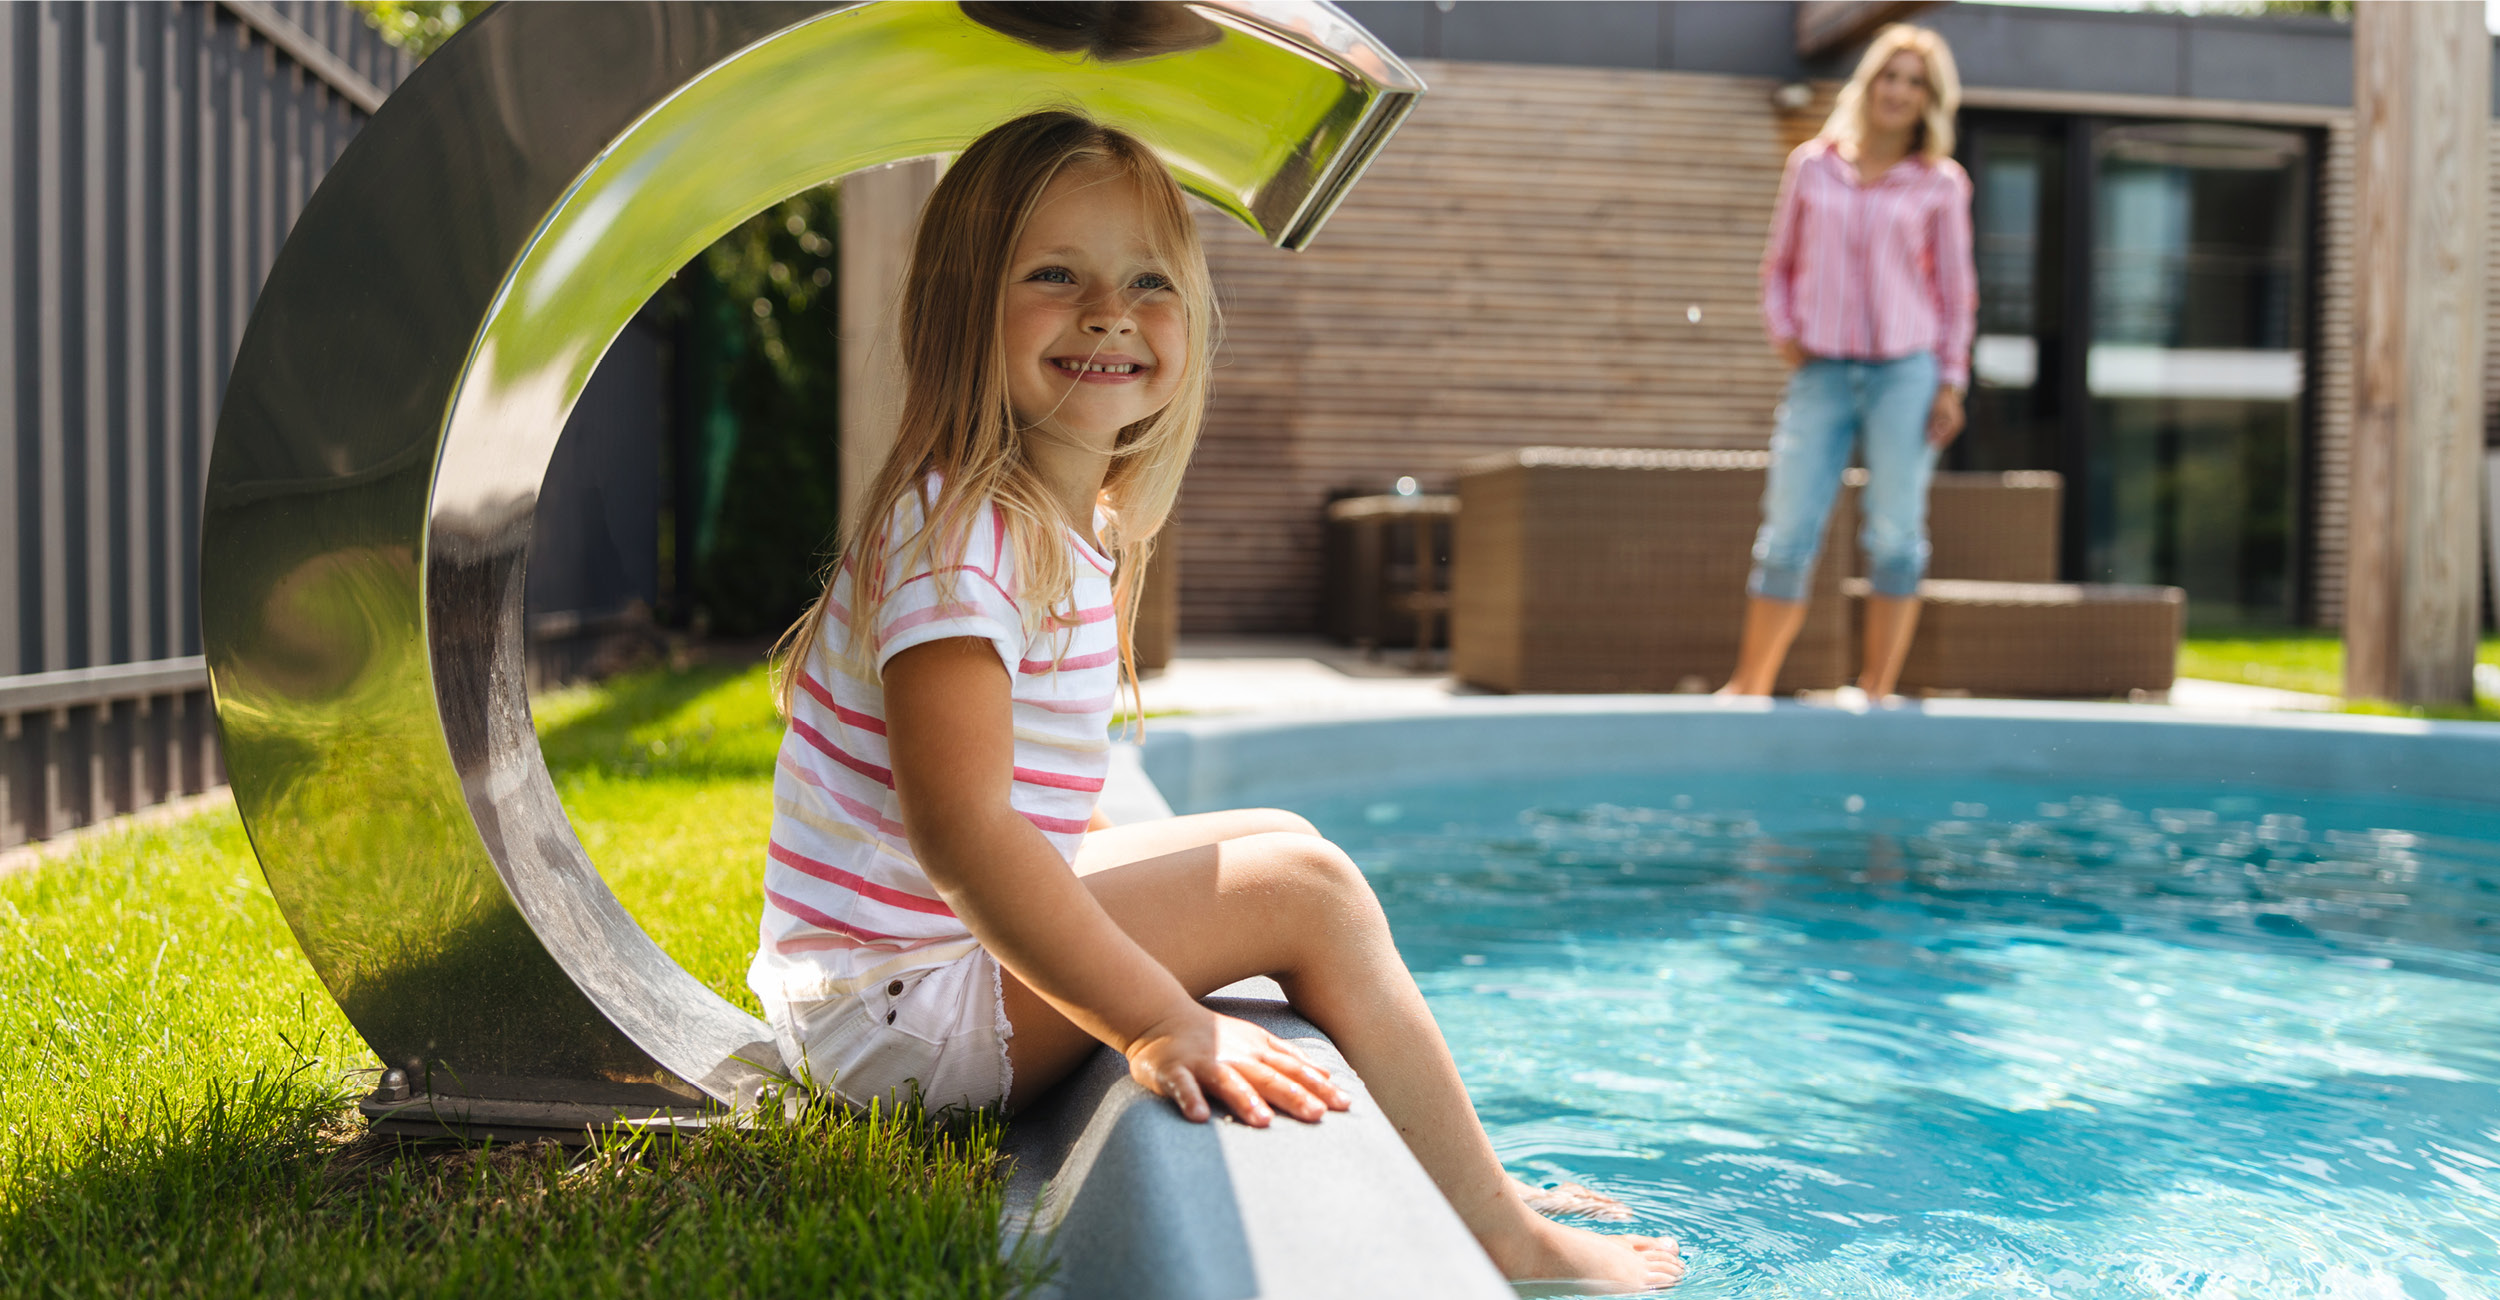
[1182,60,1824,634]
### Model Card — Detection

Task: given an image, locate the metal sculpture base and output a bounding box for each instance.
[358,1071,726,1145]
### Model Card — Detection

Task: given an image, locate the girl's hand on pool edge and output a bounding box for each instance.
[1125,1009,1353,1126]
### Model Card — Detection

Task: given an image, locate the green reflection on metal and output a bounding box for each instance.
[206,1,1420,1111]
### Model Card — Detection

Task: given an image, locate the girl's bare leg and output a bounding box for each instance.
[1069,808,1320,876]
[1856,594,1922,700]
[1004,825,1685,1293]
[1719,596,1810,696]
[1079,811,1633,1225]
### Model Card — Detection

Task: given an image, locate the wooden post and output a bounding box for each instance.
[837,158,942,537]
[2346,1,2488,704]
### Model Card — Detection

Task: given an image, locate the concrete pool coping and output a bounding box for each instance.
[1005,742,1515,1299]
[1006,696,2500,1297]
[1138,694,2500,815]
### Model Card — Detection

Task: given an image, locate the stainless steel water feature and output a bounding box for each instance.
[201,1,1421,1126]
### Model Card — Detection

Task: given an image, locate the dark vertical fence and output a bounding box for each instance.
[1,2,410,848]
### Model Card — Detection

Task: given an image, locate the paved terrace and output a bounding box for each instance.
[1139,637,2340,719]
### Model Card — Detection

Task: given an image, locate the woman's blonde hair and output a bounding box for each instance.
[1823,24,1961,163]
[772,110,1214,716]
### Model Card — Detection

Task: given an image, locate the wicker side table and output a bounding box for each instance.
[1325,493,1458,663]
[1454,448,1850,693]
[1847,578,2185,698]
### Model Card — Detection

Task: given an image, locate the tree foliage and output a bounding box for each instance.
[676,188,847,638]
[346,0,848,639]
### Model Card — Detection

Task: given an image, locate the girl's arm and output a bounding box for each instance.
[884,636,1340,1125]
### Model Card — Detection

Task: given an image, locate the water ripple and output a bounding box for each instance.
[1311,772,2500,1298]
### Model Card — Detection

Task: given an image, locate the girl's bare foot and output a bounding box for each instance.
[1514,1174,1635,1222]
[1488,1214,1685,1294]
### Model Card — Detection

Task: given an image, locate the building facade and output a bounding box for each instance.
[8,1,2496,847]
[1178,1,2499,636]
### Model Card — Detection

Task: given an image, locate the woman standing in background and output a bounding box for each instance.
[1723,24,1976,701]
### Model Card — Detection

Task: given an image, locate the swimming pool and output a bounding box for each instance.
[1141,702,2500,1298]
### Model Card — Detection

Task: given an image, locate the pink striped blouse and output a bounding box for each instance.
[1761,138,1978,388]
[748,480,1119,1004]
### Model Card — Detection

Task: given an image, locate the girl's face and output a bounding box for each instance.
[1866,49,1931,137]
[1001,165,1188,447]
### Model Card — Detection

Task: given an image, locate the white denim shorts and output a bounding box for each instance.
[761,946,1014,1113]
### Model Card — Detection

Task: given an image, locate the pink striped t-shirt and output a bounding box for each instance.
[748,482,1119,1004]
[1760,137,1978,388]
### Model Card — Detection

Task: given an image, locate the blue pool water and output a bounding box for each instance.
[1302,772,2500,1299]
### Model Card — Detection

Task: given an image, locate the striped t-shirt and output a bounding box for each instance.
[748,483,1118,1004]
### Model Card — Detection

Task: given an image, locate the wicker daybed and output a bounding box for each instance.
[1845,578,2184,697]
[1452,449,2184,697]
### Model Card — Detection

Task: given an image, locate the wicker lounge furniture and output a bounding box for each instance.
[1452,449,2182,698]
[1847,578,2183,697]
[1899,469,2061,583]
[1824,469,2061,584]
[1843,471,2181,697]
[1453,448,1849,692]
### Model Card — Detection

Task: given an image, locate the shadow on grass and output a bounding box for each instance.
[1,1062,1044,1299]
[534,661,784,784]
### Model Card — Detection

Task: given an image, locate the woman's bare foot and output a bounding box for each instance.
[1488,1214,1685,1294]
[1514,1174,1635,1222]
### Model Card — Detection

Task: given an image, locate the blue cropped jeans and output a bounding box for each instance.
[1748,351,1940,603]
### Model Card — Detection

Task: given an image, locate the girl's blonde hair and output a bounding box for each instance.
[772,110,1214,716]
[1823,24,1961,163]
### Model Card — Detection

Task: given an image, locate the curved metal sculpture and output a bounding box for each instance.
[202,1,1420,1122]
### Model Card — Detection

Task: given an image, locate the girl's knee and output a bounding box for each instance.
[1243,831,1376,907]
[1233,807,1318,839]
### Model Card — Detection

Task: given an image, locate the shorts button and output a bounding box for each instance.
[885,1009,897,1024]
[887,980,905,996]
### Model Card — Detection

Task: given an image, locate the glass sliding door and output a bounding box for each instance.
[2087,123,2310,628]
[1958,115,2314,628]
[1964,122,2067,478]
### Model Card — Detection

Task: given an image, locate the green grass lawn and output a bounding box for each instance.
[1,661,1041,1298]
[2177,632,2500,722]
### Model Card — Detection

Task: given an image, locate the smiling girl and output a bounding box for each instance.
[753,111,1682,1293]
